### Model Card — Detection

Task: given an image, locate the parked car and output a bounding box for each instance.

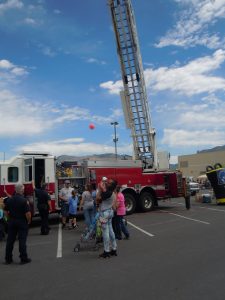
[187,181,200,196]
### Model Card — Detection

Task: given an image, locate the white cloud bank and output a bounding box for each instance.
[0,89,123,137]
[162,129,225,147]
[156,0,225,49]
[0,59,28,84]
[0,0,23,14]
[14,138,132,157]
[100,49,225,152]
[100,49,225,96]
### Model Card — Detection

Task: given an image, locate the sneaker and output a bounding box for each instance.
[110,249,118,256]
[123,236,130,240]
[99,251,110,258]
[20,258,32,265]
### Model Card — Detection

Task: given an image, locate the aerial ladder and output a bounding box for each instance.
[108,0,158,170]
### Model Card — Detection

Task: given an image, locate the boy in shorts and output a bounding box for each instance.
[68,189,78,229]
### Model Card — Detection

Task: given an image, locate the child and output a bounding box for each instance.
[0,198,5,241]
[68,189,78,229]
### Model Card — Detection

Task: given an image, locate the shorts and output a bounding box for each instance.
[61,203,69,217]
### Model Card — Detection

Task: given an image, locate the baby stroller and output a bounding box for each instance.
[74,212,102,252]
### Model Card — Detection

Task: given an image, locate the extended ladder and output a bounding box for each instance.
[109,0,157,169]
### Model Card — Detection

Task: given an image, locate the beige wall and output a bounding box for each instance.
[178,151,225,179]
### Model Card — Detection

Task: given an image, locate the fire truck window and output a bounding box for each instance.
[24,158,32,182]
[8,167,19,183]
[72,167,82,177]
[90,170,96,180]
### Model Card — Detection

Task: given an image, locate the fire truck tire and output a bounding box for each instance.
[139,192,154,212]
[124,193,136,215]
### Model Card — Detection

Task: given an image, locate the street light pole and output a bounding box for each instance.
[111,122,118,159]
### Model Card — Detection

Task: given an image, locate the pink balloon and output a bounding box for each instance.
[89,123,95,129]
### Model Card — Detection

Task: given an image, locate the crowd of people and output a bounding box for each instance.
[0,176,130,263]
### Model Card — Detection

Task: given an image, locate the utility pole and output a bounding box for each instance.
[111,122,118,159]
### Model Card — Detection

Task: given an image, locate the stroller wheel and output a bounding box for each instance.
[74,244,80,252]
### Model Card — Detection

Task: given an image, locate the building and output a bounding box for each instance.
[178,150,225,179]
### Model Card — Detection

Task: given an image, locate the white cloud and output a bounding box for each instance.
[0,90,52,136]
[0,59,28,83]
[42,47,56,57]
[53,9,61,15]
[161,129,225,147]
[86,57,106,65]
[0,89,124,137]
[24,17,37,26]
[146,49,225,96]
[100,50,225,96]
[0,0,23,14]
[15,138,132,157]
[100,80,123,95]
[11,66,28,76]
[0,59,14,69]
[156,0,225,49]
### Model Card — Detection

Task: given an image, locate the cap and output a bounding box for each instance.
[65,180,70,184]
[102,177,108,181]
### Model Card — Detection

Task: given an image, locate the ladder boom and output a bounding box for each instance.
[108,0,157,169]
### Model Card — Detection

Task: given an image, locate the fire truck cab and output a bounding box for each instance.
[0,152,57,215]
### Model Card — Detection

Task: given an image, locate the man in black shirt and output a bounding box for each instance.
[4,183,31,264]
[32,180,52,235]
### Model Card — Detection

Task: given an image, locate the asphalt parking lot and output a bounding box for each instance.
[1,197,225,300]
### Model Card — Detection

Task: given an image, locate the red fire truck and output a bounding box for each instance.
[55,158,184,215]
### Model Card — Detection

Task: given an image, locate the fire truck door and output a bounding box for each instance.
[23,157,36,213]
[34,159,45,189]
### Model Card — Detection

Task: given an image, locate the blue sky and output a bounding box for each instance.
[0,0,225,164]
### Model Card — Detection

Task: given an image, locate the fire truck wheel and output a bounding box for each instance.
[139,192,154,212]
[124,193,136,215]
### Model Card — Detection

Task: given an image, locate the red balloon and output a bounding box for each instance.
[89,123,95,130]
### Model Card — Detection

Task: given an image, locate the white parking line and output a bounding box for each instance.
[127,221,154,237]
[56,223,62,258]
[199,207,225,212]
[161,210,210,225]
